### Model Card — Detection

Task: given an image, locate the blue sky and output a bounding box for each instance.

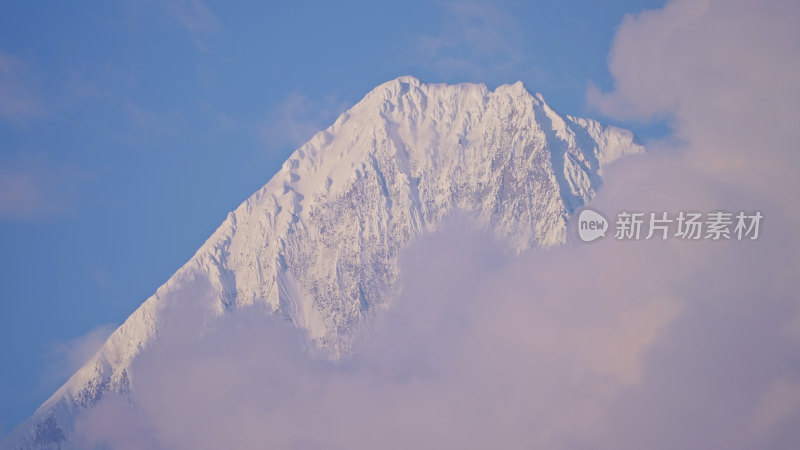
[0,0,667,431]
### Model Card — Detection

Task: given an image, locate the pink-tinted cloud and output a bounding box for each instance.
[588,0,800,205]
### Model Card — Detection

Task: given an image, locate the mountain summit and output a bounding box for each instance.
[5,76,642,449]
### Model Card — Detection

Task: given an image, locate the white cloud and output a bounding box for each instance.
[588,0,800,204]
[69,207,798,448]
[71,228,685,449]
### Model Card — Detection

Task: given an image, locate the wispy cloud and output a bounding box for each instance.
[40,324,116,393]
[257,92,349,151]
[164,0,221,49]
[413,1,528,81]
[0,157,87,222]
[0,51,45,123]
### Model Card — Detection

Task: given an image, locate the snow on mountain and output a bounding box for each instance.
[3,76,642,449]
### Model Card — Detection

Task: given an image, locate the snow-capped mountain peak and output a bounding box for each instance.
[4,76,642,449]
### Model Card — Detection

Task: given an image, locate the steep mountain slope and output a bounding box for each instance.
[4,76,642,449]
